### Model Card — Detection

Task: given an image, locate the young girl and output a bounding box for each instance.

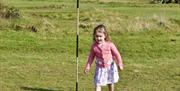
[84,24,123,91]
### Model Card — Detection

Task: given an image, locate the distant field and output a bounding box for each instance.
[0,0,180,91]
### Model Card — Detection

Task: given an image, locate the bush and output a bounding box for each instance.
[150,0,180,4]
[0,3,20,19]
[4,7,20,19]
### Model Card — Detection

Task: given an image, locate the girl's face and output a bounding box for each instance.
[95,32,105,44]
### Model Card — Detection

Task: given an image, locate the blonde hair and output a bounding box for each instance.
[93,24,111,42]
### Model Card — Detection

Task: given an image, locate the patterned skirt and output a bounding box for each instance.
[94,60,119,86]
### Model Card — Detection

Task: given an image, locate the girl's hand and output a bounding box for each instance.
[84,69,90,74]
[118,66,123,71]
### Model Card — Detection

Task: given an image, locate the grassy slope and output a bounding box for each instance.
[0,0,180,91]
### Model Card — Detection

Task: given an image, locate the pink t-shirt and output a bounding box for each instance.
[85,41,123,69]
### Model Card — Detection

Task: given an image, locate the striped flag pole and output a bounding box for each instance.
[76,0,79,91]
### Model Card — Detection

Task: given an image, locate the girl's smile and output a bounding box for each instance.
[95,32,105,44]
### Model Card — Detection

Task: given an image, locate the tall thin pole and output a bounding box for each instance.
[76,0,79,91]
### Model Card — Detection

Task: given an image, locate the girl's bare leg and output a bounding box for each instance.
[108,84,114,91]
[95,86,101,91]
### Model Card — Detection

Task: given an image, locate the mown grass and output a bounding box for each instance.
[0,0,180,91]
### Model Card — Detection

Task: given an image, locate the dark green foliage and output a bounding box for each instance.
[4,7,20,19]
[151,0,180,3]
[0,4,20,19]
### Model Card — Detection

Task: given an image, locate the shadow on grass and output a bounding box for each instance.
[21,87,63,91]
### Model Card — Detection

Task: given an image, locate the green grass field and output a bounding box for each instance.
[0,0,180,91]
